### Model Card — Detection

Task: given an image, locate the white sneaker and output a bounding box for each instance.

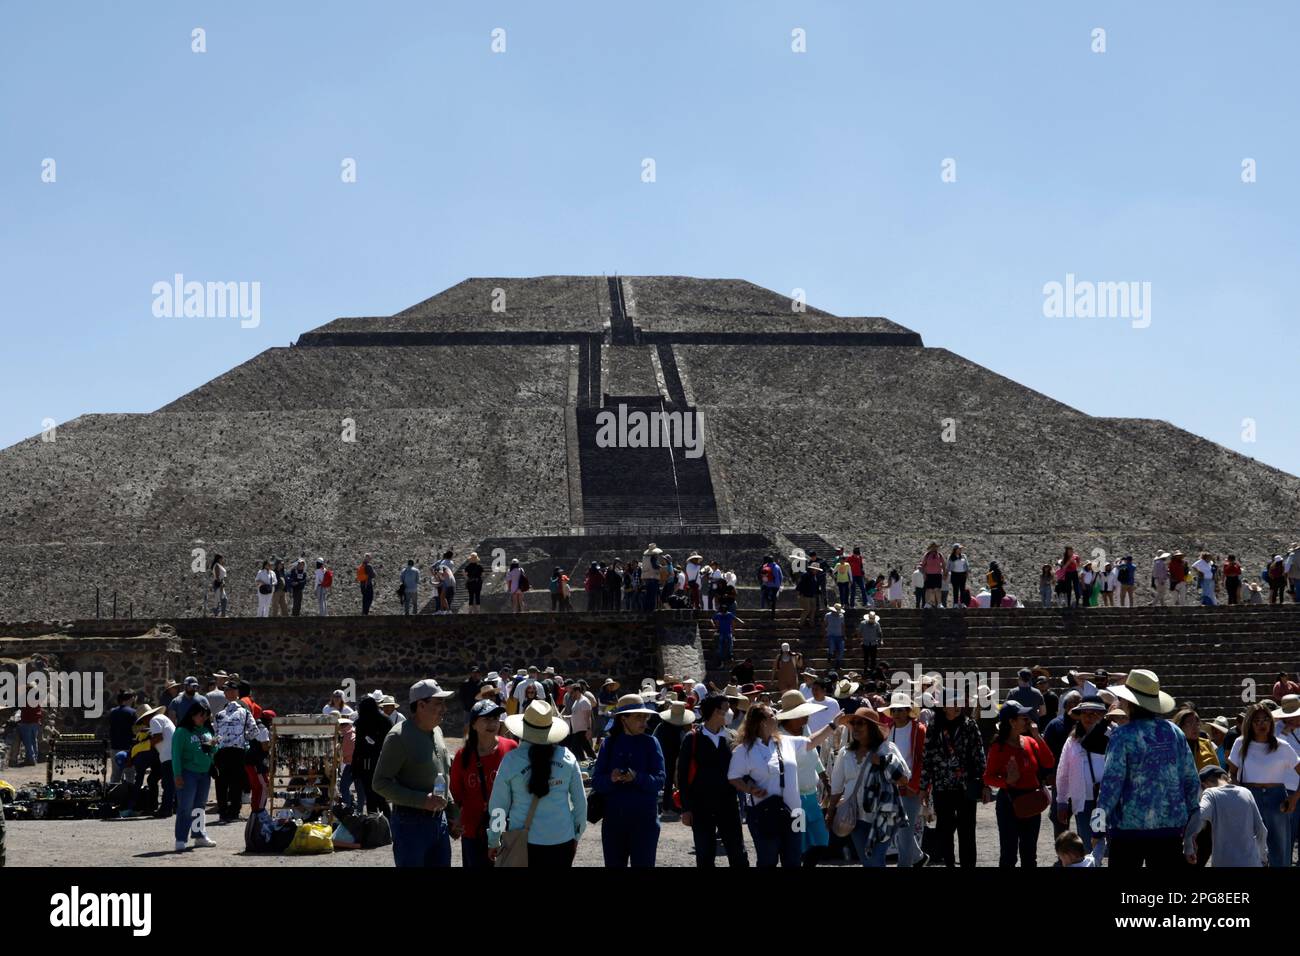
[174,840,188,852]
[193,836,217,848]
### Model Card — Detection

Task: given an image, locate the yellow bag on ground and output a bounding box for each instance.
[286,822,334,854]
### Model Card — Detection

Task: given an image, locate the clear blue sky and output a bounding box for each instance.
[3,2,1297,476]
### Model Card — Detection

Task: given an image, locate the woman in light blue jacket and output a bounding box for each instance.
[487,700,587,867]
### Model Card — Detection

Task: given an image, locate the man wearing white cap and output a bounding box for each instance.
[373,679,459,867]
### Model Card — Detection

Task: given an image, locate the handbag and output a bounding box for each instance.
[495,794,541,868]
[832,752,869,837]
[586,789,606,824]
[749,745,792,839]
[258,584,272,595]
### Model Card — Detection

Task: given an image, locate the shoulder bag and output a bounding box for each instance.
[832,751,869,837]
[495,794,541,868]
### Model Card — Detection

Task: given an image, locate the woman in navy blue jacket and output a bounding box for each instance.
[592,693,667,867]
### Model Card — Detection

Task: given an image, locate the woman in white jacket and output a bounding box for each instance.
[1054,696,1108,850]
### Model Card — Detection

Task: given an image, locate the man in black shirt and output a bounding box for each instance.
[108,691,137,784]
[677,695,749,867]
[457,666,483,715]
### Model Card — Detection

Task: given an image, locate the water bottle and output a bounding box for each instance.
[433,772,447,799]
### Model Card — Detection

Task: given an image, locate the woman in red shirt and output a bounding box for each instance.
[1223,554,1243,605]
[450,699,518,868]
[984,701,1056,867]
[1061,547,1081,608]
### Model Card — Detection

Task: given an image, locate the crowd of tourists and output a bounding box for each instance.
[72,647,1300,869]
[203,540,1300,617]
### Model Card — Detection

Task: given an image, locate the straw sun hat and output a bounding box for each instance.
[1111,669,1176,715]
[503,700,569,744]
[774,689,826,722]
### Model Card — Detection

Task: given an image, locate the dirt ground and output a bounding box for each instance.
[1,759,1061,867]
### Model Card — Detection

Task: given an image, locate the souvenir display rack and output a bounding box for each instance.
[268,715,340,824]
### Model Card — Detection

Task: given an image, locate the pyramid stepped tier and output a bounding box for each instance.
[700,605,1300,719]
[1,274,1296,620]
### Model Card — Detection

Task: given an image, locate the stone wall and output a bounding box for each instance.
[1,613,700,738]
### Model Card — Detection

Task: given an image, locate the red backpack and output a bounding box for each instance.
[322,569,334,588]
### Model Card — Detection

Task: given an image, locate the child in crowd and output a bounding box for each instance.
[1056,830,1106,868]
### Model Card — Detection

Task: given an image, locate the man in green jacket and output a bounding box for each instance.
[374,678,460,867]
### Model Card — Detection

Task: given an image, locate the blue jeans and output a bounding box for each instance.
[1075,800,1096,852]
[339,764,363,812]
[761,586,778,613]
[995,789,1041,867]
[390,808,452,867]
[717,631,734,661]
[601,810,660,867]
[1040,584,1053,608]
[175,769,211,844]
[643,580,660,611]
[850,820,891,866]
[896,792,922,865]
[18,723,39,763]
[827,633,844,666]
[1250,786,1289,867]
[748,820,802,867]
[850,576,868,606]
[837,582,850,605]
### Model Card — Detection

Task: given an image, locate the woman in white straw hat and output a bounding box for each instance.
[774,690,835,865]
[825,706,911,866]
[1094,669,1201,868]
[486,700,586,867]
[592,694,666,867]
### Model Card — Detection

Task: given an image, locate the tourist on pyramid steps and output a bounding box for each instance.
[254,560,275,618]
[1008,668,1046,718]
[795,557,821,627]
[462,552,483,613]
[844,547,866,607]
[1116,554,1137,607]
[171,696,218,850]
[487,700,586,867]
[356,552,375,615]
[1043,690,1080,765]
[986,562,1006,610]
[592,695,665,867]
[677,694,750,867]
[286,558,308,615]
[910,564,925,608]
[718,570,738,611]
[1151,550,1170,606]
[1039,565,1054,608]
[548,567,571,611]
[1059,547,1080,608]
[1184,765,1268,867]
[623,560,639,610]
[1100,561,1118,606]
[824,603,846,669]
[1271,672,1300,703]
[659,554,678,606]
[772,643,803,693]
[919,542,947,608]
[1054,696,1108,852]
[246,710,273,813]
[826,706,910,867]
[859,610,883,671]
[373,680,459,868]
[832,553,852,608]
[768,691,832,867]
[314,558,332,616]
[984,701,1055,868]
[505,558,527,612]
[947,545,970,608]
[435,563,455,613]
[1095,670,1200,868]
[352,696,391,817]
[731,658,755,687]
[885,568,903,608]
[712,606,742,663]
[270,558,289,616]
[921,692,988,868]
[1167,550,1188,605]
[561,682,595,762]
[1079,562,1097,607]
[886,691,928,867]
[210,553,228,617]
[758,554,782,618]
[1227,701,1300,867]
[603,559,624,611]
[1286,543,1300,603]
[863,574,881,608]
[1267,554,1288,604]
[1223,553,1243,605]
[449,699,517,868]
[655,699,694,814]
[640,544,662,611]
[213,679,256,822]
[1191,552,1218,606]
[685,553,703,609]
[583,562,603,612]
[399,560,420,615]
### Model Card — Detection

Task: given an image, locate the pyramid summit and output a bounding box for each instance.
[0,274,1296,620]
